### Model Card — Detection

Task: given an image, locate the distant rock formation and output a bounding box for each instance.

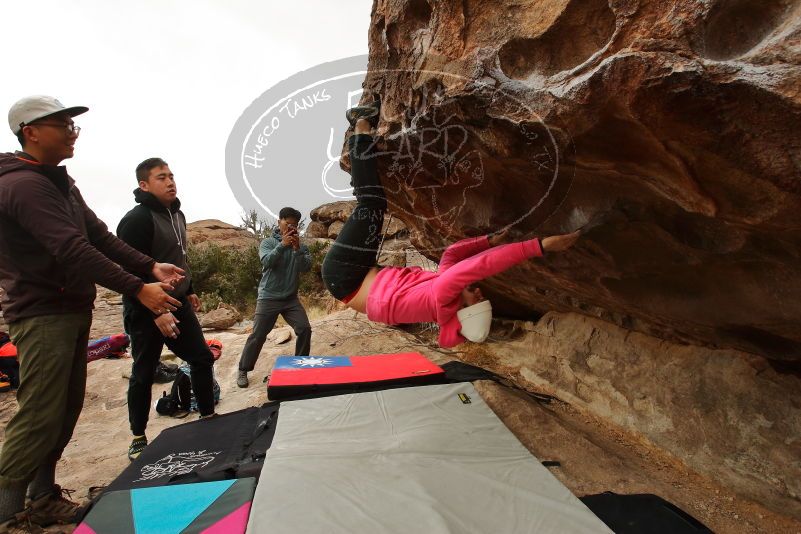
[309,200,436,269]
[187,219,257,250]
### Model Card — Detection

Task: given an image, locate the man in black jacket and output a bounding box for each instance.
[0,96,185,531]
[117,157,216,462]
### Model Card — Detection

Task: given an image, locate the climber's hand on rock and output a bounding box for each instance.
[488,228,510,247]
[541,230,580,252]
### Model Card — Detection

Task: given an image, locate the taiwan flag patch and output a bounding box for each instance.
[274,356,353,370]
[267,352,446,400]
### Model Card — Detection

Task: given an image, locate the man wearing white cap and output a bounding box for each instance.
[0,95,187,532]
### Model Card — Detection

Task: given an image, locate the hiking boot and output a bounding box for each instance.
[237,370,249,388]
[0,512,45,534]
[26,486,82,527]
[346,95,381,128]
[127,435,148,462]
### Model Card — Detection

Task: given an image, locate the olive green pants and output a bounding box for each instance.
[0,312,91,488]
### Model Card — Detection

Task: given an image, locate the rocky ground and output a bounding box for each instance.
[1,290,800,533]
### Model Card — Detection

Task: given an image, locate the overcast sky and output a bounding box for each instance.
[1,0,373,230]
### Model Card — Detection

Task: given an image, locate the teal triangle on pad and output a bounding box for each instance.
[130,480,235,534]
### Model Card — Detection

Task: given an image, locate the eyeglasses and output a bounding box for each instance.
[28,122,81,135]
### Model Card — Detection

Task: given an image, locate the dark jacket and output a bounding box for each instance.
[116,189,193,300]
[257,229,312,300]
[0,152,153,323]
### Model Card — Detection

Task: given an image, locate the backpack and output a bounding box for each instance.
[155,372,192,416]
[176,363,221,411]
[155,339,223,417]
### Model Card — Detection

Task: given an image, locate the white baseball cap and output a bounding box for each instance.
[8,95,88,134]
[457,300,493,343]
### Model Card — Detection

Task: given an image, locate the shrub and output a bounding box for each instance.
[187,239,330,315]
[298,240,330,297]
[187,243,261,313]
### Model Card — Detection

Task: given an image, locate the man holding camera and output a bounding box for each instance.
[237,207,312,388]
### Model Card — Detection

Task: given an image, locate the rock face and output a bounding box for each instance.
[355,0,801,362]
[187,219,257,250]
[467,312,801,518]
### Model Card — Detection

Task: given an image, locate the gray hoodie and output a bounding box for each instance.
[257,229,312,300]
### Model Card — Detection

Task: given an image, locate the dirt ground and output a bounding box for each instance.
[1,305,799,533]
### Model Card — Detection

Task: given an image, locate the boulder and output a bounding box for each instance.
[382,215,407,239]
[354,0,801,515]
[327,220,345,239]
[187,219,257,250]
[200,305,242,330]
[467,311,801,518]
[356,0,801,361]
[267,327,292,345]
[304,220,328,238]
[377,238,409,267]
[405,246,437,271]
[310,201,355,224]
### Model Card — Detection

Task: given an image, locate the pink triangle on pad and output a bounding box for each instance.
[73,524,97,534]
[200,501,252,534]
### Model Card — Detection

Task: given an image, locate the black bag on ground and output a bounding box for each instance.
[155,372,192,416]
[580,492,712,533]
[104,403,279,494]
[154,361,180,384]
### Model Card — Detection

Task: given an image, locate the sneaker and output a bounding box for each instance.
[237,370,249,388]
[26,485,82,527]
[0,512,45,534]
[346,95,381,127]
[127,435,148,462]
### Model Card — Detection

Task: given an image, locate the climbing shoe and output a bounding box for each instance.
[127,435,148,462]
[346,95,381,127]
